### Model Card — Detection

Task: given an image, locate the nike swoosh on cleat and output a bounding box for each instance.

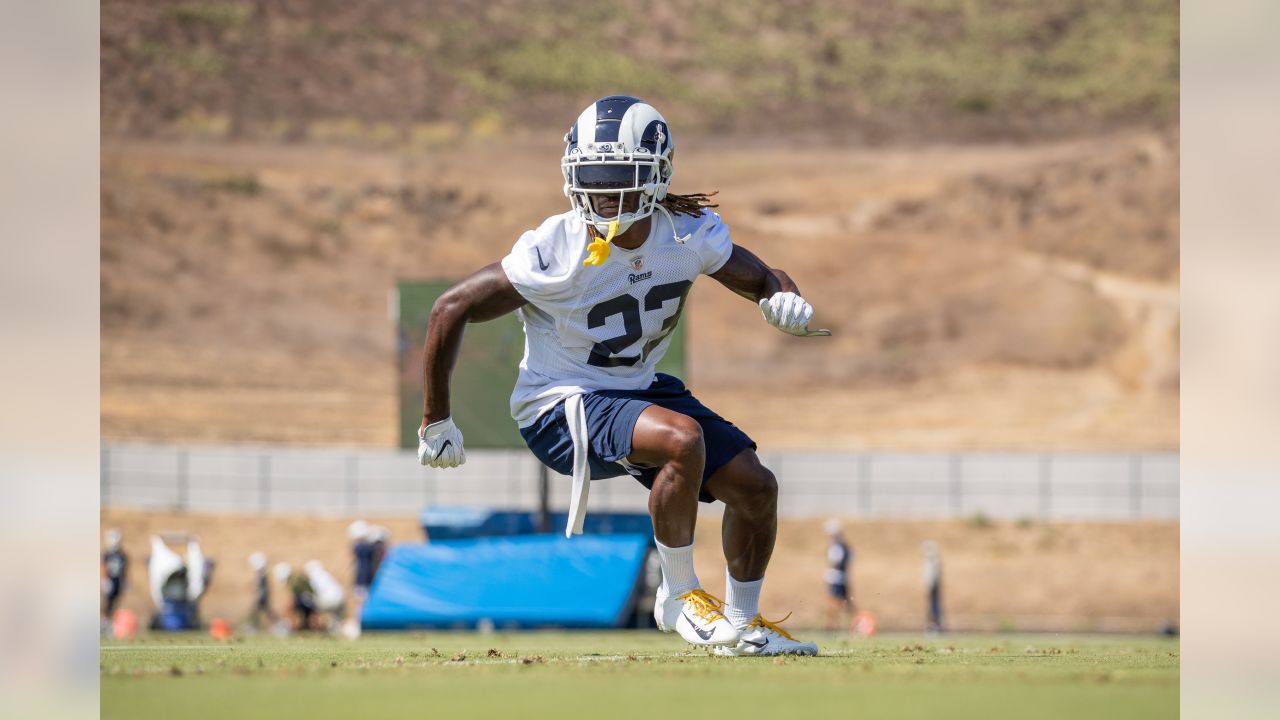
[742,638,767,648]
[535,248,551,271]
[432,440,453,460]
[683,612,714,641]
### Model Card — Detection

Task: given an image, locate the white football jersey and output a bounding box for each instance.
[500,208,733,427]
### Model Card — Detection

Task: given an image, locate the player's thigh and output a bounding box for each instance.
[627,404,704,467]
[703,447,777,507]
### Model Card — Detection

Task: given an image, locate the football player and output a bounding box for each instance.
[102,528,128,624]
[419,95,823,656]
[823,519,858,632]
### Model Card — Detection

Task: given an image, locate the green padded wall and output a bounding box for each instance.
[397,281,686,449]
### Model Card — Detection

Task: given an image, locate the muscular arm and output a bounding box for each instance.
[421,262,527,426]
[708,244,800,302]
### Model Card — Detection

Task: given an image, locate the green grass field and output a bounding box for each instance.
[102,631,1177,719]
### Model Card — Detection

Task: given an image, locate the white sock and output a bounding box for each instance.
[654,538,698,598]
[724,571,763,629]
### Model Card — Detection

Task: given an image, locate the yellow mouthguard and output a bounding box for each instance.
[583,219,618,267]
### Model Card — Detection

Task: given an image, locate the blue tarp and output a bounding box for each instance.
[360,534,651,630]
[420,507,653,540]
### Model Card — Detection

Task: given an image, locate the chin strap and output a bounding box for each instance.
[655,203,685,243]
[583,219,619,266]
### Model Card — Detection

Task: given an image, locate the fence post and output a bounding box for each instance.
[258,454,270,513]
[345,455,358,515]
[1038,454,1051,520]
[858,454,872,515]
[537,464,550,533]
[177,449,189,512]
[1129,454,1142,518]
[949,454,963,516]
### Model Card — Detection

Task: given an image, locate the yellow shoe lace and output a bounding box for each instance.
[583,219,619,266]
[749,612,796,641]
[677,589,728,623]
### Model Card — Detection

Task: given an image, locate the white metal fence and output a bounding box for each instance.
[100,442,1178,521]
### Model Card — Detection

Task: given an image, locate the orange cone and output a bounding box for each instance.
[852,610,878,637]
[111,609,138,640]
[209,617,232,641]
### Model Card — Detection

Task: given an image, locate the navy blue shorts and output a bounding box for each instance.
[519,374,756,503]
[828,583,849,599]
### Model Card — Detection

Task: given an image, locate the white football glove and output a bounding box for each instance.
[418,417,466,468]
[759,291,816,336]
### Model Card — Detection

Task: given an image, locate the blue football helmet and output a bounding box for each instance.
[562,95,674,234]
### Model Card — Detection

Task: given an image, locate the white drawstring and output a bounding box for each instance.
[563,393,591,537]
[561,207,681,539]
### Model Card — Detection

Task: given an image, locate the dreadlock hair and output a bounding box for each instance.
[660,190,719,217]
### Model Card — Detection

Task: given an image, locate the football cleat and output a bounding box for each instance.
[655,588,740,646]
[713,613,819,657]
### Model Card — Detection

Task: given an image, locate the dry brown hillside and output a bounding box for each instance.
[101,127,1178,449]
[101,0,1178,144]
[100,0,1178,449]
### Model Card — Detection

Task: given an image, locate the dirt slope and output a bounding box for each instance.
[102,127,1178,449]
[101,0,1178,144]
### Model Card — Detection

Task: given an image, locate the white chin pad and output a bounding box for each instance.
[594,217,635,235]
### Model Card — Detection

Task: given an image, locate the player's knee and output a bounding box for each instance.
[661,416,704,463]
[748,465,779,506]
[723,461,777,510]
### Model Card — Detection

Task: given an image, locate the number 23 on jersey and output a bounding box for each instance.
[586,280,692,367]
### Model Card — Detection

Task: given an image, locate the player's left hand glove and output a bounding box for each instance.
[759,291,816,336]
[418,417,466,468]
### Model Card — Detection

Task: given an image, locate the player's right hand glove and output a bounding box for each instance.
[759,291,816,335]
[418,417,466,468]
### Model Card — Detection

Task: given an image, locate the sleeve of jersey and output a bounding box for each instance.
[500,228,578,304]
[690,210,734,275]
[500,231,542,301]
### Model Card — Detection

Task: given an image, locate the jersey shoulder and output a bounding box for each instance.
[502,211,588,301]
[669,207,725,239]
[668,208,733,274]
[525,210,586,266]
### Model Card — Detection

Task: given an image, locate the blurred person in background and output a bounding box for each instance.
[304,559,352,637]
[922,540,944,635]
[101,528,128,628]
[822,519,856,632]
[202,557,216,595]
[245,552,275,630]
[274,560,350,635]
[349,521,376,633]
[275,562,315,632]
[369,525,390,578]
